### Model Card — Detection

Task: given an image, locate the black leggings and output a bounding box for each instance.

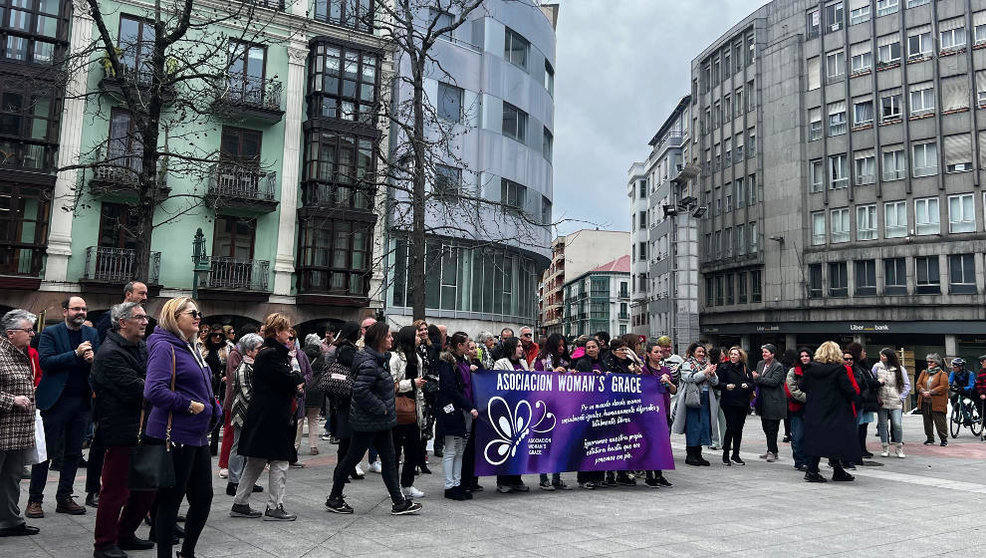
[152,443,213,558]
[331,429,403,504]
[722,405,748,454]
[761,418,780,454]
[392,422,421,488]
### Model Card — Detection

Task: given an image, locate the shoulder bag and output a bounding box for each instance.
[128,346,177,491]
[316,350,354,400]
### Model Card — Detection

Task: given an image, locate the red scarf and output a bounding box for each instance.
[844,364,861,416]
[785,364,804,412]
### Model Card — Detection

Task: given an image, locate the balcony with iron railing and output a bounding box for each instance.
[213,75,284,123]
[205,162,278,213]
[88,146,170,200]
[195,256,271,300]
[98,61,176,101]
[81,247,160,291]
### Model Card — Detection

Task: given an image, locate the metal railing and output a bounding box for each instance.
[209,163,276,201]
[84,247,160,284]
[222,75,282,111]
[93,162,141,186]
[203,257,270,291]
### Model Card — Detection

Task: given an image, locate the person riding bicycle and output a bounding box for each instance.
[949,357,976,425]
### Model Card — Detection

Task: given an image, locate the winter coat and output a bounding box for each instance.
[144,326,221,446]
[437,352,474,437]
[572,355,605,373]
[291,348,313,419]
[916,368,949,412]
[800,361,861,462]
[0,336,36,451]
[786,366,807,413]
[872,362,905,410]
[975,368,986,397]
[523,342,539,367]
[602,353,636,375]
[672,358,721,439]
[493,358,530,371]
[714,361,754,408]
[239,338,304,461]
[229,357,254,428]
[304,346,326,408]
[754,359,788,420]
[90,331,147,447]
[389,350,426,428]
[852,361,880,413]
[349,347,396,432]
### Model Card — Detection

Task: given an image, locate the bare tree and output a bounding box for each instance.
[61,0,297,282]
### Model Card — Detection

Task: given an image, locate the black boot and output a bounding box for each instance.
[684,446,701,466]
[722,449,731,465]
[695,447,710,466]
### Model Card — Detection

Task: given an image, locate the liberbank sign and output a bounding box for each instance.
[701,321,986,335]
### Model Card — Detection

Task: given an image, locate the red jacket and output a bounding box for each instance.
[974,368,986,397]
[524,342,539,367]
[28,346,42,387]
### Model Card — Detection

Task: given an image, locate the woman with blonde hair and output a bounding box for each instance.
[145,297,221,558]
[714,346,753,465]
[800,341,860,483]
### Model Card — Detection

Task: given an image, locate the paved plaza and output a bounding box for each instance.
[7,413,986,557]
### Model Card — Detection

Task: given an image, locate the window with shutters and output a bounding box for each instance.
[877,35,900,66]
[941,76,969,112]
[876,0,898,17]
[855,150,876,184]
[914,197,940,235]
[810,159,824,192]
[809,107,822,140]
[880,89,901,121]
[828,101,847,135]
[849,0,870,25]
[857,205,877,240]
[975,12,986,44]
[829,262,848,297]
[811,212,826,245]
[830,208,850,243]
[907,25,932,59]
[829,153,848,189]
[943,134,972,173]
[912,141,937,177]
[807,57,821,91]
[884,258,907,295]
[909,82,934,116]
[948,254,976,294]
[853,97,873,126]
[948,194,975,233]
[855,260,877,296]
[850,42,872,73]
[826,49,845,79]
[939,18,966,52]
[884,201,907,238]
[915,256,940,294]
[882,145,906,180]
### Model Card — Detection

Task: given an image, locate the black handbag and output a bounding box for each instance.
[316,351,354,400]
[129,346,177,491]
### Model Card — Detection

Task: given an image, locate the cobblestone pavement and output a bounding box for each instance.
[7,413,986,557]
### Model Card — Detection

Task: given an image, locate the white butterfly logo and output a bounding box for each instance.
[483,397,556,466]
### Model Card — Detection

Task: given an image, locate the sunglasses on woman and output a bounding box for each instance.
[185,310,203,319]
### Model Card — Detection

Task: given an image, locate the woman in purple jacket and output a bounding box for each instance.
[144,297,221,558]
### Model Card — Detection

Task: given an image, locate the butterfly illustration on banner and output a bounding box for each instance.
[483,397,556,466]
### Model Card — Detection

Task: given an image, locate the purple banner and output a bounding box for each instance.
[471,370,675,476]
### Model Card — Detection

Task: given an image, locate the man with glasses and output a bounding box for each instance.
[90,302,155,558]
[0,309,41,537]
[28,297,100,518]
[518,326,539,367]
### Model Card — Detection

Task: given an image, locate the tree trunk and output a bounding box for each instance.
[409,56,427,320]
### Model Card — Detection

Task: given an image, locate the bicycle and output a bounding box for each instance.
[948,388,984,438]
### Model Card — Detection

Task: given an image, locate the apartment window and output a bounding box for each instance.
[810,159,824,192]
[705,276,714,306]
[885,258,907,295]
[908,82,934,116]
[500,178,527,215]
[749,174,757,204]
[313,0,375,32]
[638,179,646,198]
[0,0,62,64]
[808,264,823,298]
[829,153,848,189]
[750,270,762,302]
[882,145,906,180]
[735,133,744,160]
[850,42,872,73]
[939,18,966,51]
[106,108,143,173]
[807,8,821,38]
[638,241,647,261]
[736,224,746,255]
[807,57,821,91]
[737,272,748,303]
[828,101,847,136]
[435,82,464,123]
[854,150,876,185]
[118,15,155,73]
[975,11,986,44]
[948,194,976,233]
[308,42,379,124]
[433,164,461,199]
[826,49,845,79]
[853,97,873,126]
[715,275,724,306]
[809,107,822,140]
[912,141,937,177]
[876,0,898,17]
[748,127,756,157]
[638,211,646,229]
[811,211,826,245]
[941,76,969,112]
[849,2,870,25]
[502,102,527,143]
[914,197,940,235]
[723,95,732,122]
[915,256,940,294]
[906,0,930,6]
[302,131,375,209]
[749,221,759,253]
[747,79,755,109]
[949,254,977,294]
[857,204,877,240]
[747,32,756,64]
[735,87,744,117]
[884,201,907,238]
[944,134,972,173]
[829,262,848,297]
[724,187,733,212]
[544,60,554,96]
[542,127,553,162]
[907,25,932,58]
[724,227,733,257]
[880,90,901,121]
[297,218,372,296]
[714,231,722,259]
[855,260,877,296]
[977,71,986,105]
[824,2,844,33]
[504,27,529,70]
[831,208,850,243]
[735,177,745,208]
[712,56,720,84]
[877,35,900,65]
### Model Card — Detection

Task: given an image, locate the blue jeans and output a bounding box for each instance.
[790,412,805,467]
[685,391,712,446]
[877,408,903,445]
[30,395,90,503]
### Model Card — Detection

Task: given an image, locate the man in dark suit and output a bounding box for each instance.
[26,297,99,518]
[95,282,148,344]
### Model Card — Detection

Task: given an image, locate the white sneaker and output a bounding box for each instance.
[369,461,382,474]
[403,486,425,498]
[218,468,228,479]
[895,444,905,458]
[354,464,365,476]
[880,447,889,458]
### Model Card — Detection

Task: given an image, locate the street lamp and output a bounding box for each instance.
[191,228,209,299]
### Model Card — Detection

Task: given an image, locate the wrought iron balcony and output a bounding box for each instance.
[205,162,278,212]
[199,257,270,292]
[213,75,284,123]
[89,158,170,200]
[98,61,175,101]
[83,247,161,285]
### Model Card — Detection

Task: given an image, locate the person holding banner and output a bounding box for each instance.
[533,334,570,373]
[436,332,479,501]
[641,342,676,487]
[573,339,608,488]
[493,338,532,493]
[672,343,720,466]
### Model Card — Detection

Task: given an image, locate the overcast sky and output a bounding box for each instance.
[551,0,767,236]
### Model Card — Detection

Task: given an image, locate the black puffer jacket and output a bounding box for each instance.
[853,361,880,413]
[91,331,148,447]
[349,347,396,432]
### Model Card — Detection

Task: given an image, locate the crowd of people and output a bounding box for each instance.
[2,290,986,558]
